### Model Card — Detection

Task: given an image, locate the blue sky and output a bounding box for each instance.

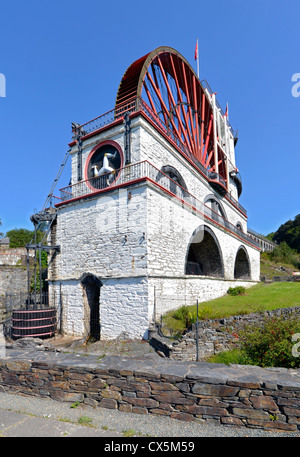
[0,0,299,237]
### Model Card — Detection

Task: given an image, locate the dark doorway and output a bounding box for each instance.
[185,225,224,278]
[81,274,102,341]
[234,247,251,280]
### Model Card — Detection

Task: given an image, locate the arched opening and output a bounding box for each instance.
[234,246,251,280]
[157,165,188,199]
[80,274,102,341]
[236,222,243,232]
[204,195,227,225]
[84,140,123,191]
[185,225,224,277]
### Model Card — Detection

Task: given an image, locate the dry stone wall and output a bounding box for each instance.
[150,306,300,361]
[0,348,300,432]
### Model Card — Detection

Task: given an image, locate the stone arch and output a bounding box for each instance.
[80,273,102,341]
[204,194,227,225]
[158,165,189,199]
[236,221,243,232]
[185,225,224,277]
[234,246,251,280]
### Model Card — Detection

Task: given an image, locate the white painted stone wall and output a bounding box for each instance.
[148,277,257,319]
[69,118,246,232]
[50,182,259,339]
[146,185,259,281]
[50,114,260,340]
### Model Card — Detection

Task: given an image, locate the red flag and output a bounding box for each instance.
[194,40,198,60]
[224,103,228,117]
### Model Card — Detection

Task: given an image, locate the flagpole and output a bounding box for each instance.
[196,38,199,78]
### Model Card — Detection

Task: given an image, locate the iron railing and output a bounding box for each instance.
[57,161,259,249]
[71,96,247,216]
[72,97,138,137]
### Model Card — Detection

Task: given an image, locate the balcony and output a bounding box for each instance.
[70,96,247,217]
[55,161,259,249]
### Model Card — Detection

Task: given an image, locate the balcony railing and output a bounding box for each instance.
[56,161,259,249]
[71,96,247,216]
[72,97,138,137]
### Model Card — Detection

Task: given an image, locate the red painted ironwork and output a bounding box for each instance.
[12,308,56,339]
[115,47,228,184]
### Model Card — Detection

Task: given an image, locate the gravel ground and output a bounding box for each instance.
[0,391,299,438]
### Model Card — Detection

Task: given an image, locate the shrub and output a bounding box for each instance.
[173,304,214,329]
[269,242,299,266]
[227,286,246,296]
[173,305,194,328]
[238,316,300,368]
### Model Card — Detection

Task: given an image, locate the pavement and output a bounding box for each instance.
[0,408,123,437]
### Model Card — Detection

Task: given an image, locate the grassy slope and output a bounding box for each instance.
[260,251,300,278]
[162,282,300,336]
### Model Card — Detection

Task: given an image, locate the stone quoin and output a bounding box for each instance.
[46,46,260,340]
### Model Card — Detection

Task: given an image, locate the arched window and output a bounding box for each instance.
[204,195,227,224]
[236,222,243,232]
[157,165,188,199]
[234,246,251,280]
[185,225,224,278]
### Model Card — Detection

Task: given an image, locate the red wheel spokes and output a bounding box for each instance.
[115,47,228,184]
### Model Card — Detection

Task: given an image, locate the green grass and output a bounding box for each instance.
[78,416,94,427]
[162,282,300,336]
[123,429,137,437]
[206,348,252,365]
[260,251,300,278]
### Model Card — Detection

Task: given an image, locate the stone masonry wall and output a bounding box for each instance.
[151,306,300,361]
[0,350,300,432]
[138,118,246,228]
[53,115,260,340]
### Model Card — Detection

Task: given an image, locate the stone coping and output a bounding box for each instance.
[1,348,300,432]
[2,348,300,389]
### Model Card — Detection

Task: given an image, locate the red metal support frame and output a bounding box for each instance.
[156,55,191,150]
[169,54,195,153]
[146,70,182,141]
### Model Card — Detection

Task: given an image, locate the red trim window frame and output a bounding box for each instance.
[84,140,124,192]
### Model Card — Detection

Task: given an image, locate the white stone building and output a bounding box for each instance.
[48,47,260,340]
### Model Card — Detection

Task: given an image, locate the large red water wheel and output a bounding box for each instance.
[115,46,226,181]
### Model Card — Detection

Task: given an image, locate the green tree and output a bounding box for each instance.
[6,228,45,248]
[269,241,299,268]
[271,214,300,252]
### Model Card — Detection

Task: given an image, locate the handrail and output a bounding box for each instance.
[71,97,138,137]
[70,95,247,216]
[57,161,259,249]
